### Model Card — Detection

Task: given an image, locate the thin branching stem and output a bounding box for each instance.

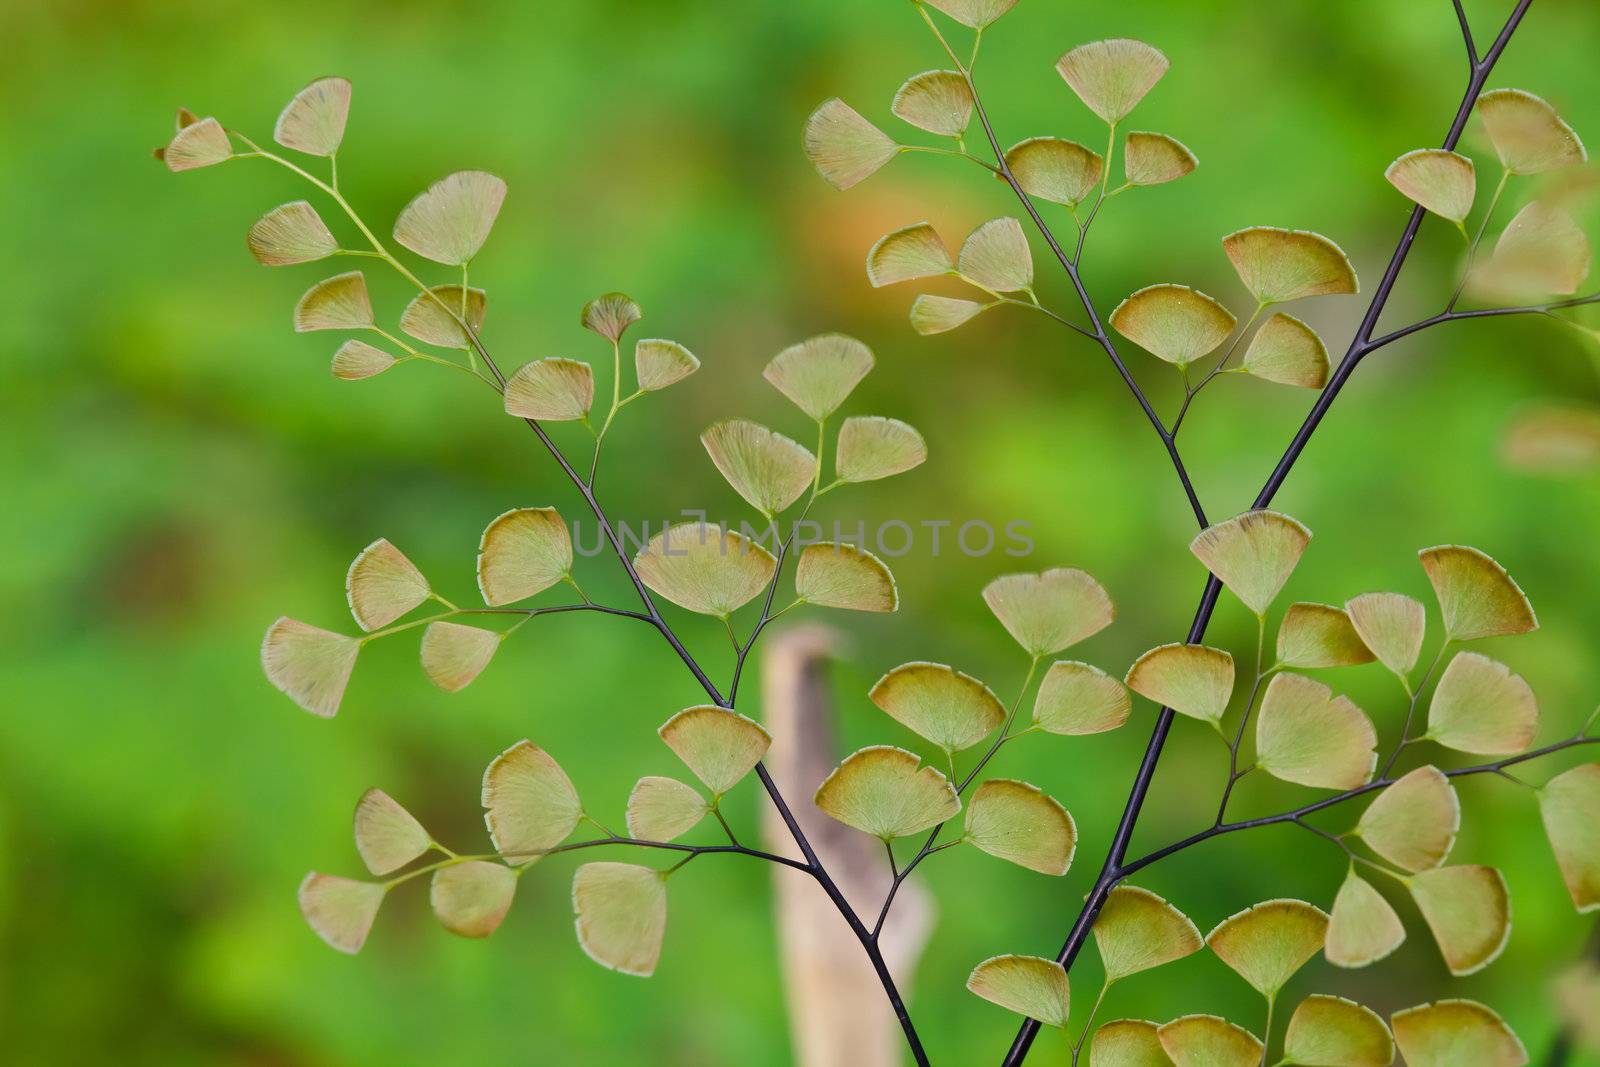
[1382,640,1451,777]
[1069,980,1109,1066]
[870,655,1039,941]
[728,457,825,703]
[356,601,651,644]
[474,311,939,1062]
[1214,615,1269,824]
[1172,304,1265,436]
[499,360,931,1060]
[1453,0,1480,67]
[914,3,1210,528]
[1003,5,1535,1062]
[1364,291,1600,352]
[386,837,813,887]
[1004,294,1095,338]
[236,133,930,1063]
[1119,731,1600,881]
[1447,166,1510,312]
[710,805,742,846]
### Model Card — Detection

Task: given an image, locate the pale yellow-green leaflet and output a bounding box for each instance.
[274,76,352,157]
[1503,404,1600,473]
[164,116,232,171]
[1324,867,1406,969]
[657,705,771,796]
[1424,651,1538,755]
[634,338,699,391]
[481,739,583,866]
[1417,545,1537,641]
[1282,995,1394,1067]
[294,271,374,332]
[1055,39,1169,125]
[1476,88,1588,175]
[1091,884,1203,981]
[581,291,641,344]
[1254,673,1377,790]
[764,333,875,419]
[1190,510,1310,617]
[1241,313,1329,389]
[1354,765,1459,873]
[1344,592,1425,676]
[1032,661,1132,735]
[476,506,573,606]
[1004,137,1104,207]
[794,542,898,612]
[353,788,431,876]
[298,872,384,954]
[803,98,898,190]
[1276,603,1374,669]
[247,201,338,266]
[911,294,991,335]
[1109,283,1236,368]
[1088,1019,1169,1067]
[965,955,1070,1027]
[345,537,430,631]
[572,862,668,977]
[624,776,708,843]
[867,223,953,288]
[1537,763,1600,912]
[958,217,1034,293]
[332,339,397,380]
[982,568,1115,658]
[1124,132,1196,186]
[1390,999,1529,1067]
[835,416,928,483]
[700,418,817,515]
[963,779,1077,876]
[892,70,974,138]
[430,861,517,938]
[633,522,777,616]
[1478,199,1592,297]
[869,661,1006,753]
[1384,149,1476,224]
[399,284,487,348]
[812,745,960,841]
[261,616,360,718]
[392,170,507,266]
[1206,899,1329,997]
[420,621,499,692]
[1407,864,1511,976]
[1222,227,1359,304]
[1157,1015,1263,1067]
[503,358,594,422]
[923,0,1018,29]
[1124,643,1234,724]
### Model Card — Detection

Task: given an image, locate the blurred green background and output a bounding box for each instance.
[7,0,1600,1063]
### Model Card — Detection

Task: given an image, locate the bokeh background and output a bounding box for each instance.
[7,0,1600,1063]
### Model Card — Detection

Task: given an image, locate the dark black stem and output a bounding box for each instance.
[512,835,813,872]
[951,27,1209,527]
[454,307,930,1063]
[1365,292,1600,351]
[1453,0,1481,67]
[728,515,801,705]
[459,603,655,624]
[1119,733,1598,877]
[1002,5,1533,1062]
[872,660,1038,941]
